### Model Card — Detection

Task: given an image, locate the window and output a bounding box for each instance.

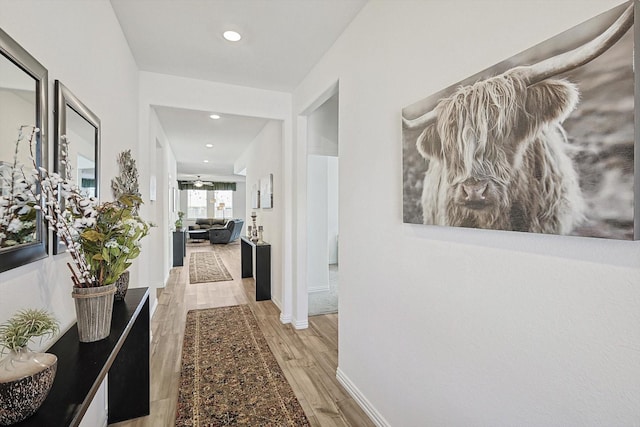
[213,190,233,219]
[186,189,233,219]
[187,190,207,219]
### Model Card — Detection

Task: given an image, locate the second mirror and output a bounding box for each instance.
[54,81,100,255]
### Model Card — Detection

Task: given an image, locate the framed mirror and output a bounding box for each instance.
[53,81,100,255]
[0,28,48,273]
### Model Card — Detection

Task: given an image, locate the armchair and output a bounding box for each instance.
[209,219,244,244]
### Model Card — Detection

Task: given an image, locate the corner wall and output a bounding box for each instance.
[292,1,640,425]
[244,121,284,309]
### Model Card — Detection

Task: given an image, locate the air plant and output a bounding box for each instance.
[0,309,59,356]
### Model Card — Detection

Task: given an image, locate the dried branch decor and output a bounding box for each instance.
[111,150,141,213]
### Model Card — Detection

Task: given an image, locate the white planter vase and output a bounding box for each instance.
[0,350,57,425]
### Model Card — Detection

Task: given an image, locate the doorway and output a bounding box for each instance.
[306,92,339,316]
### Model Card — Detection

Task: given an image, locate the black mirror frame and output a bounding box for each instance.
[53,80,100,255]
[0,27,48,273]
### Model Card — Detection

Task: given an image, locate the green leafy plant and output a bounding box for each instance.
[69,193,151,286]
[175,211,185,230]
[18,125,152,288]
[0,309,59,355]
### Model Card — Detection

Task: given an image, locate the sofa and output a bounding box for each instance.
[209,219,244,244]
[188,218,227,240]
[189,218,226,231]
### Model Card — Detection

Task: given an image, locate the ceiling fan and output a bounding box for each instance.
[193,176,213,187]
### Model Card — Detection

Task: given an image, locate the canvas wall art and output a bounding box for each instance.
[402,2,636,240]
[251,183,260,209]
[260,174,273,209]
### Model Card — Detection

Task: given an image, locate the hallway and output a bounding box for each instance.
[112,241,373,427]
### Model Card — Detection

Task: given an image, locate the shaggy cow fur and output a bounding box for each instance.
[416,72,585,234]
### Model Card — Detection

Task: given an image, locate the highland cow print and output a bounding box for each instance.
[402,2,635,240]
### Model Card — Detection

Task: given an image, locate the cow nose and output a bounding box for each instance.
[461,179,489,202]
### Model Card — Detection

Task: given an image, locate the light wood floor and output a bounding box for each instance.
[111,240,374,427]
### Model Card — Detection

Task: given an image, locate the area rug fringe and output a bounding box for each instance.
[176,305,311,426]
[188,251,233,284]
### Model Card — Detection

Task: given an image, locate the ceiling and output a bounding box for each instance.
[153,106,269,180]
[110,0,367,182]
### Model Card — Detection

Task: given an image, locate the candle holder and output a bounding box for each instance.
[251,212,259,242]
[257,226,264,244]
[247,225,252,238]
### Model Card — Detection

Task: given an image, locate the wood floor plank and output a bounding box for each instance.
[110,240,374,427]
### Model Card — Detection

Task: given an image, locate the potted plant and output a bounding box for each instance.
[0,309,59,425]
[175,211,185,231]
[19,126,151,341]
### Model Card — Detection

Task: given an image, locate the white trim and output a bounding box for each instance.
[291,80,340,343]
[308,284,331,293]
[150,297,159,319]
[271,296,283,311]
[336,367,390,427]
[292,317,309,330]
[279,312,292,324]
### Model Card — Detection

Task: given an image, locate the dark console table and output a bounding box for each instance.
[241,236,271,301]
[173,230,186,266]
[16,287,150,426]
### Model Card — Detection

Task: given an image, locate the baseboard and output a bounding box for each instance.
[271,298,291,324]
[308,285,330,293]
[279,313,292,324]
[336,367,391,427]
[150,297,159,319]
[291,316,308,330]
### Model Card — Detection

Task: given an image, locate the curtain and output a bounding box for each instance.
[177,181,236,191]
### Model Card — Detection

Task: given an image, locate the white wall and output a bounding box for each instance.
[0,89,33,160]
[307,155,330,291]
[0,1,139,426]
[292,1,640,425]
[234,182,247,221]
[307,93,339,280]
[327,156,338,265]
[306,154,339,288]
[147,108,177,292]
[244,121,284,309]
[307,94,339,157]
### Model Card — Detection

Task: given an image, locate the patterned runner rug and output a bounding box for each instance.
[189,251,233,283]
[176,305,311,426]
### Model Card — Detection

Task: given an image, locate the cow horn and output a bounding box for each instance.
[402,109,437,129]
[520,4,634,85]
[402,4,633,130]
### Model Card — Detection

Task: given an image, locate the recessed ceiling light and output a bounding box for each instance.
[223,30,242,42]
[209,114,221,120]
[204,160,209,163]
[205,144,213,148]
